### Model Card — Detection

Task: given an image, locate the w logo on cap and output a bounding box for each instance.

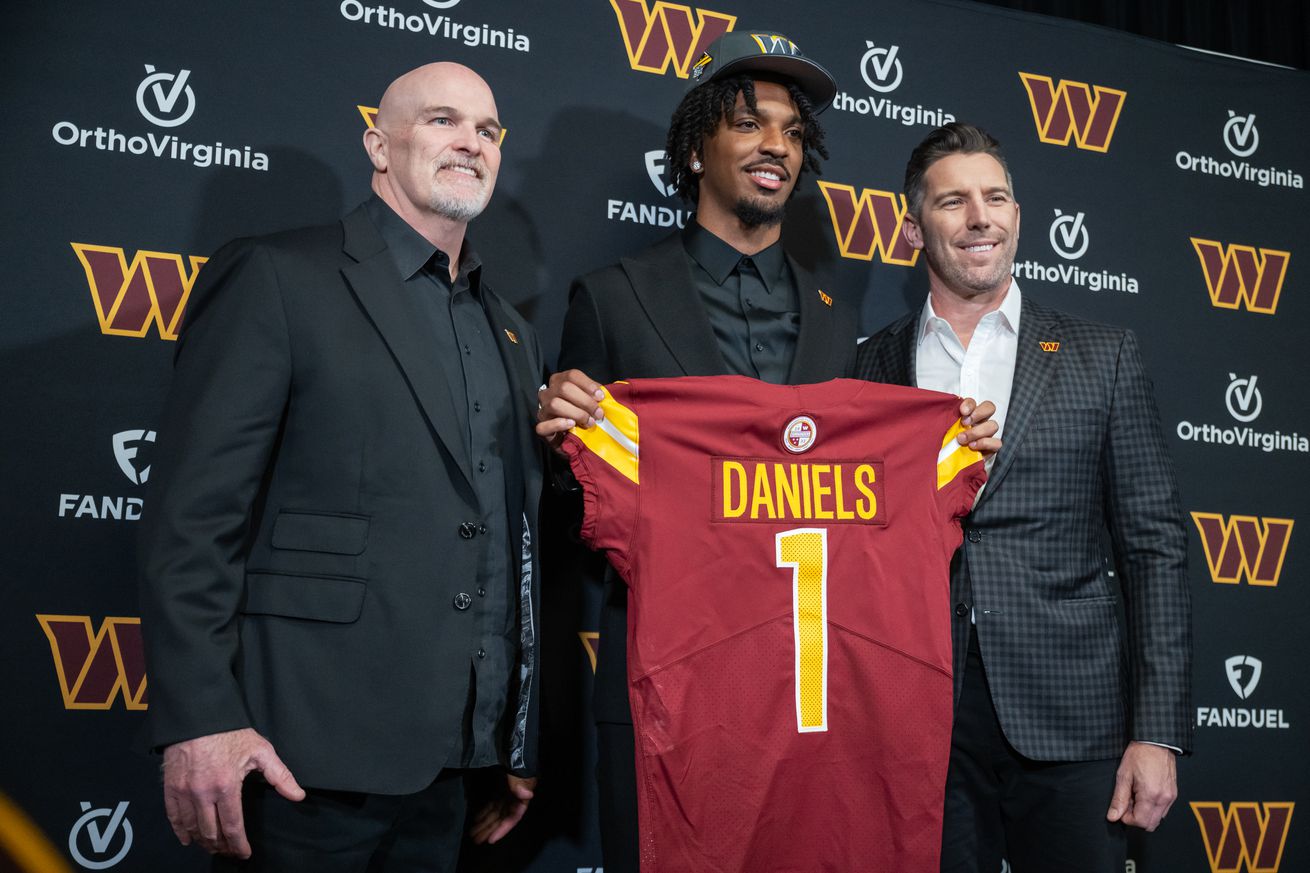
[609,0,735,78]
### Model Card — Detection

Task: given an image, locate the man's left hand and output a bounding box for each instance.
[469,773,537,844]
[1106,741,1178,831]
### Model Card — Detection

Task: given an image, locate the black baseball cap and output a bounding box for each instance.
[687,30,837,113]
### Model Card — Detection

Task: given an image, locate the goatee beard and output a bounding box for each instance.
[732,197,786,228]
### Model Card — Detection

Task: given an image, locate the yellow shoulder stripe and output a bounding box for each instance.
[572,387,640,484]
[937,420,984,490]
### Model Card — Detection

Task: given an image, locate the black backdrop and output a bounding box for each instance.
[3,2,1307,871]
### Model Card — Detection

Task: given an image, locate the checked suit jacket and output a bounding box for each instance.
[856,294,1192,760]
[558,229,856,724]
[139,203,545,793]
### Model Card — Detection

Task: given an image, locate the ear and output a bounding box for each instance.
[363,127,388,172]
[903,213,925,251]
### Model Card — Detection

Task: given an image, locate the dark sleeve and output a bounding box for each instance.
[137,238,292,750]
[1103,330,1193,753]
[558,276,615,382]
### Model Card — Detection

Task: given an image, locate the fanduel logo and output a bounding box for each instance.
[1175,111,1302,191]
[609,0,735,78]
[1019,73,1126,152]
[71,243,205,340]
[1197,655,1289,731]
[1013,209,1140,294]
[1191,802,1294,873]
[607,150,692,228]
[1226,655,1262,699]
[338,1,530,51]
[1191,239,1290,315]
[51,64,269,172]
[832,41,955,128]
[136,66,195,127]
[1177,375,1308,455]
[59,430,158,522]
[817,181,918,265]
[1191,513,1294,586]
[37,616,148,710]
[69,801,134,869]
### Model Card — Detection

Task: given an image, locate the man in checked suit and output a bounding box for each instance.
[140,63,544,870]
[536,34,998,873]
[857,122,1192,871]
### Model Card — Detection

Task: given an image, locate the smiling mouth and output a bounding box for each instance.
[962,243,996,253]
[746,164,788,191]
[438,164,481,180]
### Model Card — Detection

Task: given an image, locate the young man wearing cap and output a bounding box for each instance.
[536,32,997,873]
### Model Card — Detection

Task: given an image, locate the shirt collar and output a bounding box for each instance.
[917,280,1023,345]
[363,195,482,287]
[682,220,787,293]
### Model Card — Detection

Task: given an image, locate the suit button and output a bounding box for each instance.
[967,529,983,543]
[477,587,486,597]
[478,461,487,473]
[955,602,970,617]
[477,648,487,659]
[478,524,488,535]
[459,522,476,539]
[453,593,473,611]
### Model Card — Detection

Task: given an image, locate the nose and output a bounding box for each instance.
[964,195,991,230]
[451,121,482,154]
[759,123,788,158]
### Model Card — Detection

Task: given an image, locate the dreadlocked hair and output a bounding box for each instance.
[664,74,829,204]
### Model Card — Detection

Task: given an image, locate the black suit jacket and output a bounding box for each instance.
[558,229,856,722]
[856,294,1192,760]
[140,204,544,793]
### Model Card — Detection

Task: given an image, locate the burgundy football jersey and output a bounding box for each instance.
[563,376,986,873]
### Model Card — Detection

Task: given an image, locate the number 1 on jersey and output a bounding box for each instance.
[776,528,829,732]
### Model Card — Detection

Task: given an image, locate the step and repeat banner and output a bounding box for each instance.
[3,1,1305,871]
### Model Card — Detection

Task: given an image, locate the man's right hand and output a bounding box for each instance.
[162,727,305,858]
[535,369,607,451]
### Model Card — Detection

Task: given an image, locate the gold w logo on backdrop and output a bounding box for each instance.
[609,0,735,78]
[71,244,206,340]
[1019,73,1126,152]
[817,182,919,265]
[37,615,148,710]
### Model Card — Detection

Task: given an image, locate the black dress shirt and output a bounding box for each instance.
[682,221,800,383]
[364,196,518,769]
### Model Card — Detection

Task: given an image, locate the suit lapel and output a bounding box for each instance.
[788,258,838,384]
[624,234,729,377]
[879,308,920,388]
[338,206,476,492]
[978,298,1062,505]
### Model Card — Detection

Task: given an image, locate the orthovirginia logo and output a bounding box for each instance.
[609,0,735,78]
[338,0,530,51]
[51,64,269,171]
[817,181,918,264]
[831,41,956,128]
[1176,374,1308,454]
[1191,239,1290,315]
[1012,209,1141,294]
[1191,512,1294,586]
[59,430,157,522]
[1176,111,1303,191]
[1191,802,1293,873]
[37,615,147,710]
[69,801,134,869]
[1196,655,1290,730]
[1019,73,1126,152]
[606,149,692,228]
[71,243,205,341]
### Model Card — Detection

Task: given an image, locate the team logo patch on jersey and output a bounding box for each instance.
[784,415,817,453]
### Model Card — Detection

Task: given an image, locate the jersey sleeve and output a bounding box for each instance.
[934,410,987,521]
[560,381,642,580]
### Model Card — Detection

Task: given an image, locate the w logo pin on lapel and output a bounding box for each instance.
[503,328,519,344]
[1039,341,1060,352]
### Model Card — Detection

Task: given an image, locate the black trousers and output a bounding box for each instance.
[212,770,467,873]
[941,631,1127,873]
[596,721,640,873]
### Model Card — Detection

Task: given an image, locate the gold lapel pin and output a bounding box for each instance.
[504,328,519,344]
[1039,341,1060,352]
[818,290,832,307]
